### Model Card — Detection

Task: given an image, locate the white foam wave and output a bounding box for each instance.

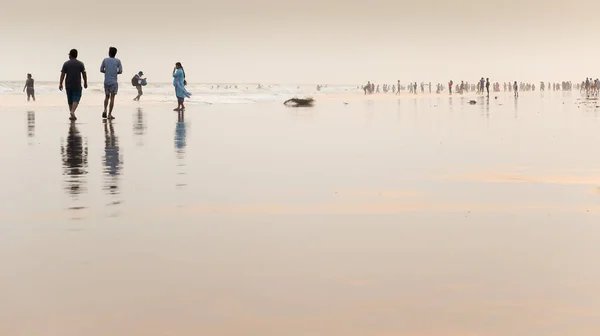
[0,81,362,104]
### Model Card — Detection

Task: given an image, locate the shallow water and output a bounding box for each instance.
[0,81,356,105]
[2,92,600,335]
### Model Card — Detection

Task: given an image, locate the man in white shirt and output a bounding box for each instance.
[100,46,123,119]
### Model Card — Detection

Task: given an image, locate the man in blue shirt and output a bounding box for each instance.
[100,46,123,119]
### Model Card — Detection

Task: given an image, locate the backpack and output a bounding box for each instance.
[131,76,137,86]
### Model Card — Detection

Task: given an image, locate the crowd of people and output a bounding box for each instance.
[361,78,600,98]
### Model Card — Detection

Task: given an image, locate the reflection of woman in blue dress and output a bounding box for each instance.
[175,113,186,153]
[173,62,191,111]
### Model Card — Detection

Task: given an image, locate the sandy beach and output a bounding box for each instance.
[2,90,600,336]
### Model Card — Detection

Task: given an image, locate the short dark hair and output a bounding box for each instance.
[109,47,117,57]
[69,49,78,58]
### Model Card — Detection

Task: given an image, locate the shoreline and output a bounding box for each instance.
[0,91,539,109]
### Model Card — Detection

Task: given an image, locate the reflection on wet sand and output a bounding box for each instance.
[103,120,122,213]
[5,95,600,336]
[175,111,187,156]
[152,201,600,217]
[60,121,88,196]
[455,171,600,186]
[175,111,187,188]
[26,111,35,139]
[133,107,146,146]
[484,96,490,118]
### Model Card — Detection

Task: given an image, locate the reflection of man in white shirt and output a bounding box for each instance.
[134,71,145,101]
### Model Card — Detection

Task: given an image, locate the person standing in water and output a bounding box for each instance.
[513,81,519,97]
[59,49,88,121]
[23,73,35,101]
[485,78,490,97]
[173,62,191,111]
[133,71,145,101]
[100,47,123,119]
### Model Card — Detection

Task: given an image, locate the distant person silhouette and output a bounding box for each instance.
[132,71,145,101]
[100,46,123,119]
[59,49,88,121]
[23,73,35,101]
[479,77,485,94]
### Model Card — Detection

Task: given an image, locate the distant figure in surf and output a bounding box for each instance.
[132,71,145,101]
[513,81,519,97]
[173,62,191,112]
[23,73,35,102]
[485,78,490,97]
[448,80,453,94]
[100,46,123,120]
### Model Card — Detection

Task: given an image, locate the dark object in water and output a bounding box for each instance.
[469,100,477,104]
[284,98,315,107]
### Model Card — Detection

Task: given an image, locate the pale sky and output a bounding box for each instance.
[1,0,599,83]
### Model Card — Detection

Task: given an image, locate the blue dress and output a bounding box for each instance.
[173,68,191,99]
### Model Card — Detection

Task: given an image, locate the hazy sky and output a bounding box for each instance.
[1,0,599,83]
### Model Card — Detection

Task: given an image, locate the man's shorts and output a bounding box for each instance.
[66,88,82,106]
[104,83,118,95]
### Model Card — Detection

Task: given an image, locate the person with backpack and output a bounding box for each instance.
[132,71,146,101]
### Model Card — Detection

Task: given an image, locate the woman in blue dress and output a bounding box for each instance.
[173,62,191,111]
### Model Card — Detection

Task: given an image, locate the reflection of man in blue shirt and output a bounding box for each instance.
[100,47,123,120]
[103,121,121,196]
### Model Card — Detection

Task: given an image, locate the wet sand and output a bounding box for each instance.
[2,91,600,335]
